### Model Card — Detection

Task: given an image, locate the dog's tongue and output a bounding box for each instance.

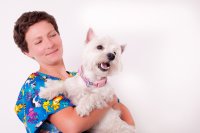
[101,63,110,70]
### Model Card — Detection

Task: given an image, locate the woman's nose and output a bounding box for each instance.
[45,38,54,49]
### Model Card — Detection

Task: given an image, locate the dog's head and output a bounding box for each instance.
[81,28,126,77]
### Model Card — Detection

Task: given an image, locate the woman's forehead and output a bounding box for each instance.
[25,21,54,41]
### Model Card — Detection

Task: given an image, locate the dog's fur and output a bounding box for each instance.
[39,28,135,133]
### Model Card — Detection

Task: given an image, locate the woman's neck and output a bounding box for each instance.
[39,61,68,80]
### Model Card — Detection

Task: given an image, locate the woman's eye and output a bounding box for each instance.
[97,45,104,50]
[35,40,42,45]
[50,33,56,37]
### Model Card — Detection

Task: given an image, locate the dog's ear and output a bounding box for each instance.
[121,44,126,54]
[85,28,96,44]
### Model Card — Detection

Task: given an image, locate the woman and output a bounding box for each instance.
[14,11,134,133]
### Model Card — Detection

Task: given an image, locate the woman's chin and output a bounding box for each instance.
[43,57,63,66]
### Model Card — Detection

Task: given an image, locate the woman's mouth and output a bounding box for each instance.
[46,49,58,56]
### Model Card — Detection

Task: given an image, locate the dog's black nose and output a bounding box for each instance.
[107,53,115,61]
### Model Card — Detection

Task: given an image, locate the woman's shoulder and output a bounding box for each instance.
[21,71,76,93]
[24,72,61,86]
[21,72,53,92]
[16,71,61,107]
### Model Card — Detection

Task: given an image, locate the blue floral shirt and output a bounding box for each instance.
[15,71,76,133]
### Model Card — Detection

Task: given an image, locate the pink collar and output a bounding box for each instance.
[78,66,107,88]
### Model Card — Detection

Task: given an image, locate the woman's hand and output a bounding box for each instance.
[107,95,118,107]
[112,101,121,110]
[113,101,135,126]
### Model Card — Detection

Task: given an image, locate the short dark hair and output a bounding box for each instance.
[13,11,60,53]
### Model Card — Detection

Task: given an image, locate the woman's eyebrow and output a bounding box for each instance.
[31,36,42,42]
[48,29,56,34]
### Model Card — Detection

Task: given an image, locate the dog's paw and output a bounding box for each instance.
[122,126,136,133]
[76,104,91,117]
[94,96,108,109]
[39,87,54,100]
[119,121,136,133]
[45,79,59,88]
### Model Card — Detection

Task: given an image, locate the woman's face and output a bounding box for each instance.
[25,20,63,66]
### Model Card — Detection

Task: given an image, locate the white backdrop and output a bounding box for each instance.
[0,0,200,133]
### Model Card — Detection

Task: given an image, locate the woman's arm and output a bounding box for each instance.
[49,96,118,133]
[113,102,135,126]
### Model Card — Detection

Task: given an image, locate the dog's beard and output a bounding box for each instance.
[95,60,121,77]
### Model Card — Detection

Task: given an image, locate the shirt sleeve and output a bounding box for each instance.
[15,73,74,133]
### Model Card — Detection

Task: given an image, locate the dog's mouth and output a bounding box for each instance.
[98,62,110,72]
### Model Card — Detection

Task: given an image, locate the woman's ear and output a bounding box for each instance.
[23,51,34,59]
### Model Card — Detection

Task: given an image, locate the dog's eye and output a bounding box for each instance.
[114,52,116,55]
[97,45,104,50]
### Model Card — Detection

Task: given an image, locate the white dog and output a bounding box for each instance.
[39,28,135,133]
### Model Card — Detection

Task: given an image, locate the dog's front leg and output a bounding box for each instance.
[39,79,66,100]
[76,92,107,117]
